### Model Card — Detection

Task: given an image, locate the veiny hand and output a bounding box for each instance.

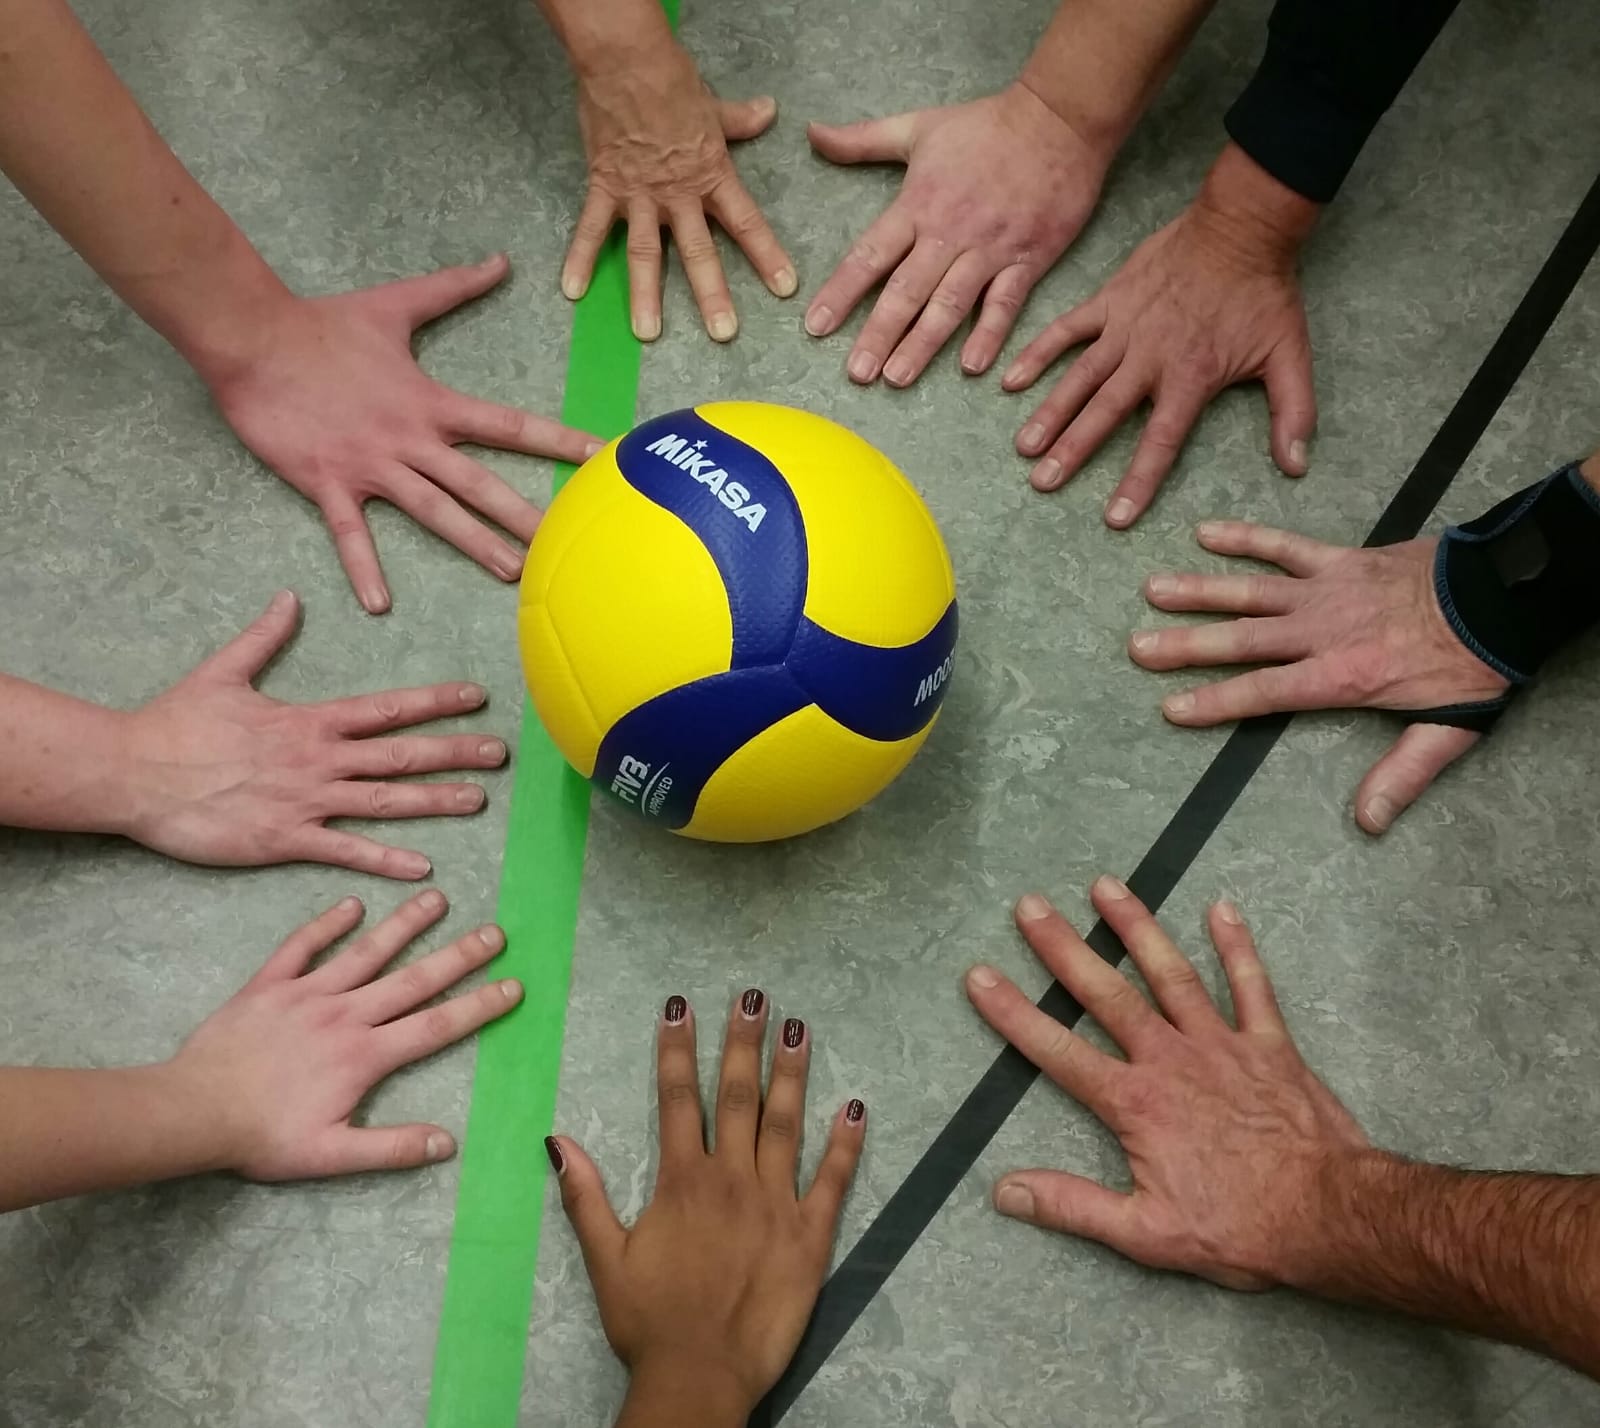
[208,254,600,613]
[1005,158,1317,528]
[171,891,520,1179]
[1129,521,1510,833]
[563,42,795,344]
[967,879,1369,1291]
[805,83,1106,386]
[550,990,866,1421]
[122,590,507,878]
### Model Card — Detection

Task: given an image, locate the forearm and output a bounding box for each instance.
[535,0,678,78]
[0,0,292,379]
[614,1360,751,1428]
[0,1063,226,1212]
[1284,1151,1600,1377]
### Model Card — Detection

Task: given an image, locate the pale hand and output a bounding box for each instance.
[967,880,1370,1291]
[806,83,1107,386]
[121,591,507,878]
[1129,521,1510,833]
[208,255,600,613]
[171,891,520,1179]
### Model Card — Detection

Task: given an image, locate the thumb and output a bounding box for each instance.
[386,253,510,328]
[994,1171,1142,1251]
[548,1135,626,1286]
[719,94,778,142]
[807,112,918,166]
[197,589,300,686]
[1263,338,1317,477]
[1355,723,1480,835]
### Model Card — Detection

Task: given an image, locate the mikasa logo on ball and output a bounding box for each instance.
[643,433,768,532]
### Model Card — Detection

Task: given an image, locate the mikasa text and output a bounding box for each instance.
[644,434,768,532]
[915,654,953,707]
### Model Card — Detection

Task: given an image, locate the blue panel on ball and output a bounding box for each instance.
[787,600,959,743]
[616,408,808,669]
[592,666,810,829]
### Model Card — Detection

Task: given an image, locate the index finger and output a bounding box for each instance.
[657,994,706,1176]
[1104,382,1212,528]
[804,205,916,339]
[708,173,796,297]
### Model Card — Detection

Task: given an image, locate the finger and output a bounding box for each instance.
[320,495,390,615]
[848,239,960,384]
[1002,298,1106,392]
[801,1098,866,1239]
[993,1171,1141,1251]
[381,468,524,582]
[323,779,487,823]
[1355,723,1480,836]
[439,394,603,466]
[1012,894,1169,1058]
[562,188,617,301]
[408,446,542,544]
[197,590,300,684]
[757,1017,810,1192]
[387,254,508,328]
[714,988,768,1163]
[338,733,507,780]
[719,94,778,143]
[317,680,487,736]
[1194,520,1340,578]
[1014,336,1121,458]
[251,895,365,986]
[707,173,796,298]
[309,888,450,993]
[292,826,432,881]
[1127,615,1300,672]
[313,1123,458,1176]
[547,1135,628,1292]
[1104,382,1214,528]
[1090,876,1223,1034]
[1207,901,1288,1037]
[668,202,738,342]
[656,994,706,1175]
[961,263,1037,377]
[626,199,663,342]
[806,113,917,166]
[964,963,1125,1110]
[1031,365,1148,494]
[354,924,507,1026]
[1263,338,1317,477]
[1161,660,1338,727]
[1141,569,1300,617]
[373,976,524,1075]
[882,250,995,388]
[803,206,916,339]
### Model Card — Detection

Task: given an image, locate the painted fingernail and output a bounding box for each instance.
[995,1181,1035,1218]
[635,313,661,342]
[478,925,505,949]
[1147,575,1178,599]
[709,312,737,343]
[426,1133,454,1163]
[1290,438,1309,470]
[1106,497,1136,527]
[740,987,765,1019]
[499,979,523,1002]
[1031,458,1062,490]
[782,1017,806,1049]
[1018,423,1045,452]
[561,272,587,301]
[459,684,486,706]
[883,357,914,387]
[420,889,446,912]
[1130,632,1158,655]
[1364,796,1396,832]
[1096,875,1131,901]
[1164,692,1196,718]
[664,995,688,1025]
[845,1099,866,1125]
[968,964,1000,990]
[544,1136,565,1174]
[479,739,506,762]
[804,304,833,336]
[773,266,798,298]
[1216,900,1243,925]
[1016,892,1053,921]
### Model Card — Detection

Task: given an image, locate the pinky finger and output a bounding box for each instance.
[562,189,616,301]
[321,495,390,615]
[374,977,524,1075]
[295,827,432,882]
[802,1098,867,1239]
[313,1123,458,1177]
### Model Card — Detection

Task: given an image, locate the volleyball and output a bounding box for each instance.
[518,401,958,842]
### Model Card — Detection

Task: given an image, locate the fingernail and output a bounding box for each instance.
[459,684,486,706]
[883,357,913,387]
[561,272,587,301]
[544,1136,564,1174]
[584,438,604,458]
[480,739,506,762]
[773,265,798,298]
[1364,796,1395,832]
[804,304,833,336]
[1197,521,1223,541]
[635,313,661,342]
[1164,692,1196,718]
[1016,892,1053,921]
[1003,363,1026,388]
[845,1099,866,1125]
[960,351,985,376]
[1290,438,1309,470]
[968,964,1000,990]
[481,252,506,270]
[499,979,523,1002]
[456,786,485,809]
[1031,458,1062,490]
[1106,498,1136,527]
[272,589,296,610]
[494,552,523,581]
[709,312,738,343]
[400,854,432,878]
[478,925,505,948]
[1147,574,1178,598]
[995,1181,1035,1218]
[1096,875,1130,901]
[848,351,880,383]
[782,1017,806,1049]
[740,987,765,1019]
[1216,900,1243,925]
[1019,423,1045,452]
[426,1133,454,1163]
[420,890,446,912]
[1130,631,1158,655]
[363,586,390,614]
[664,994,688,1025]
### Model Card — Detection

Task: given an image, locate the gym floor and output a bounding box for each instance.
[3,0,1599,1423]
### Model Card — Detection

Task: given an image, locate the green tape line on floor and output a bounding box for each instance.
[426,6,677,1420]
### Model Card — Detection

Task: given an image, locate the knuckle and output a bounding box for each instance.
[659,1079,700,1110]
[366,784,398,818]
[761,1110,799,1143]
[422,1004,460,1044]
[719,1079,759,1115]
[371,693,403,724]
[383,741,416,774]
[925,286,970,320]
[846,238,884,272]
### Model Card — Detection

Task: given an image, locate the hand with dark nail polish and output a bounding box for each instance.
[548,994,866,1428]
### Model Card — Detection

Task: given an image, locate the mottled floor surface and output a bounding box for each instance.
[3,0,1600,1423]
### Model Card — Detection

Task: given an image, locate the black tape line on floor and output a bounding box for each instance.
[755,167,1600,1426]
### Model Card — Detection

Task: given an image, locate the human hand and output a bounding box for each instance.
[967,880,1370,1291]
[563,41,795,344]
[206,254,600,613]
[169,891,519,1180]
[550,991,866,1423]
[1129,521,1510,833]
[1004,143,1320,528]
[119,590,507,878]
[805,83,1107,386]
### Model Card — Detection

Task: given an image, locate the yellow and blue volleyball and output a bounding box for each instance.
[517,401,958,843]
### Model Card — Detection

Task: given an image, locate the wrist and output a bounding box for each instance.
[619,1354,756,1428]
[552,5,678,82]
[1187,141,1321,273]
[1012,72,1122,172]
[1269,1148,1409,1293]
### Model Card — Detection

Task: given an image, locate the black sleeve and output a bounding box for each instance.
[1223,0,1463,204]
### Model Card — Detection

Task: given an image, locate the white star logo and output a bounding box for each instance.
[694,440,708,450]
